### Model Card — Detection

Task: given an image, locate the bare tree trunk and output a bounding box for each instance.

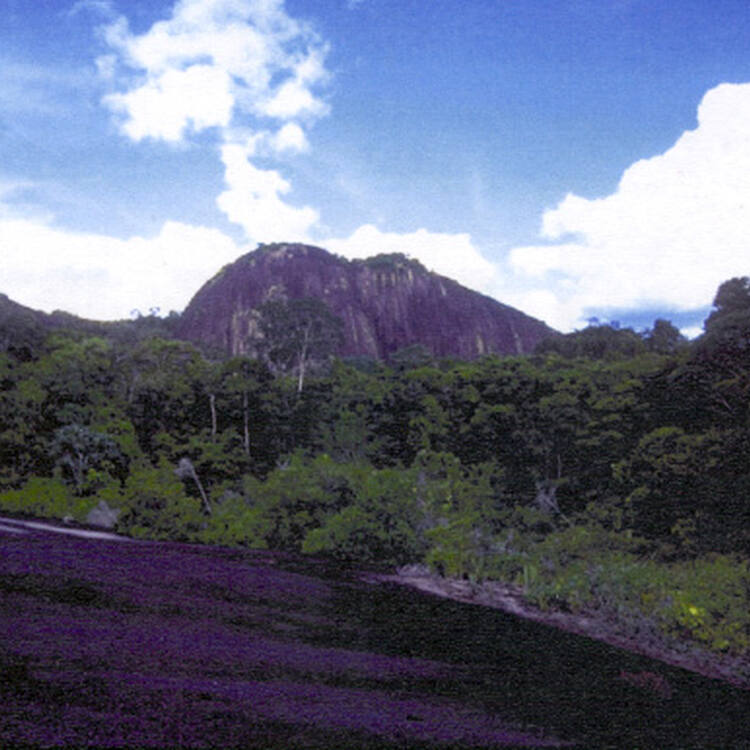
[192,467,211,516]
[296,325,311,394]
[176,458,211,515]
[209,393,217,441]
[297,356,306,394]
[242,391,250,456]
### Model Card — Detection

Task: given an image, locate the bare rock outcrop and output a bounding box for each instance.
[177,243,554,360]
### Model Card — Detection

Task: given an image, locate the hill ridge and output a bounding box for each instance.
[177,242,554,360]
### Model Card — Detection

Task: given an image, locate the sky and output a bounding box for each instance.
[3,0,750,335]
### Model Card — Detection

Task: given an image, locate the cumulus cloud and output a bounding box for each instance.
[507,82,750,331]
[105,64,234,141]
[324,224,498,294]
[101,0,328,237]
[270,122,309,152]
[0,216,243,319]
[217,142,318,242]
[101,0,328,140]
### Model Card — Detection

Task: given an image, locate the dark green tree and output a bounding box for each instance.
[257,298,344,393]
[51,424,125,495]
[644,319,686,354]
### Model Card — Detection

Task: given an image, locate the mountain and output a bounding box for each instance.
[0,294,109,359]
[0,294,179,359]
[177,243,554,360]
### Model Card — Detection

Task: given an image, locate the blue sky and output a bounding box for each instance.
[3,0,750,334]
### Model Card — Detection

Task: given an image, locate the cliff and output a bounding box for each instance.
[176,243,553,359]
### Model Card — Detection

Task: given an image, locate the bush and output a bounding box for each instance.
[0,476,97,521]
[647,555,750,653]
[198,494,270,548]
[425,517,498,581]
[302,465,425,565]
[112,462,203,541]
[244,453,364,551]
[514,522,750,656]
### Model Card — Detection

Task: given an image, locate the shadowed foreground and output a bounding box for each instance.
[0,522,747,748]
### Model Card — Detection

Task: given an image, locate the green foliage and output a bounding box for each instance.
[112,462,203,541]
[243,453,361,550]
[51,424,126,495]
[643,319,686,354]
[257,298,344,392]
[536,324,646,360]
[0,294,47,360]
[651,556,750,652]
[705,276,750,329]
[425,518,498,581]
[416,451,506,581]
[504,521,749,656]
[302,465,424,564]
[613,426,732,541]
[3,275,750,665]
[0,477,96,522]
[388,344,435,371]
[303,503,411,564]
[199,493,270,548]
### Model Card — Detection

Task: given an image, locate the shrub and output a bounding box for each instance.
[198,494,270,548]
[113,462,203,541]
[244,453,364,551]
[302,466,425,565]
[0,476,97,521]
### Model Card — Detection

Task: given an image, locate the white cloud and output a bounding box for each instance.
[270,122,309,152]
[226,122,310,155]
[104,64,234,141]
[507,82,750,331]
[100,0,329,242]
[0,217,243,319]
[680,325,703,340]
[324,224,498,294]
[216,142,318,242]
[101,0,328,142]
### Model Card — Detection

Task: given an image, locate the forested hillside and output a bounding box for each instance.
[1,277,749,679]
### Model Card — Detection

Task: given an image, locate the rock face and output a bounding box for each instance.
[177,243,553,359]
[86,500,120,529]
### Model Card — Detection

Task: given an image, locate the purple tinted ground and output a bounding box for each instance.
[0,527,747,748]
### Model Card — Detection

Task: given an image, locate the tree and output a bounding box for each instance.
[257,298,343,393]
[388,344,434,371]
[218,357,273,458]
[174,457,211,515]
[644,319,685,354]
[612,426,726,540]
[119,338,209,453]
[683,278,750,426]
[114,462,203,541]
[536,325,646,360]
[705,277,750,329]
[51,424,125,495]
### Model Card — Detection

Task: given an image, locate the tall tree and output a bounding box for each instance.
[257,298,343,393]
[51,424,125,495]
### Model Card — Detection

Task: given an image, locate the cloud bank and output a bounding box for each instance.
[507,82,750,330]
[0,218,243,319]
